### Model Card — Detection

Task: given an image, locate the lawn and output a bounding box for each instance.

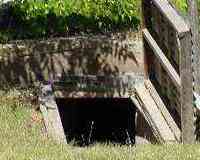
[1,89,200,160]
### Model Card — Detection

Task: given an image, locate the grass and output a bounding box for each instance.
[1,89,200,159]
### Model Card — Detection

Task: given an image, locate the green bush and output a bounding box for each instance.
[1,0,197,42]
[0,0,141,41]
[171,0,200,14]
[170,0,187,13]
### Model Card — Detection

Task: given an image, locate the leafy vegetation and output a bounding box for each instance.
[0,0,200,42]
[0,0,140,41]
[170,0,187,12]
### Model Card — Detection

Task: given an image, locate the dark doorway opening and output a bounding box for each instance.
[56,98,136,146]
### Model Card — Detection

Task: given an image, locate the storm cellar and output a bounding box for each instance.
[39,0,196,145]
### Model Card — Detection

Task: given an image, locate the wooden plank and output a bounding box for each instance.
[143,28,181,91]
[179,32,195,143]
[152,0,190,35]
[133,83,177,143]
[131,96,160,143]
[187,0,200,95]
[145,80,181,142]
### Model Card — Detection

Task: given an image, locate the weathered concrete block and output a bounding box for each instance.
[39,84,67,143]
[0,32,144,87]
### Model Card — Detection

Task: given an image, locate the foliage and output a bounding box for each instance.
[1,0,200,42]
[171,0,200,14]
[170,0,187,13]
[0,0,140,41]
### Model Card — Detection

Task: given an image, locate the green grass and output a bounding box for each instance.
[0,89,137,160]
[1,89,200,160]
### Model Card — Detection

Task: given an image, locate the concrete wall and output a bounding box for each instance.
[0,32,144,87]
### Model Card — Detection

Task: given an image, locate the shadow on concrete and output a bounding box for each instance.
[0,36,141,88]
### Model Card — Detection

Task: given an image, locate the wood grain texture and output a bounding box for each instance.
[142,0,195,143]
[152,0,190,35]
[187,0,200,94]
[133,83,177,143]
[179,32,195,143]
[143,28,181,91]
[145,80,181,142]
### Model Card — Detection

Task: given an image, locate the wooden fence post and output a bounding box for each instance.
[180,32,195,143]
[187,0,200,94]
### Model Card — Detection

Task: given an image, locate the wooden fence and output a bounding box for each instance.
[142,0,195,143]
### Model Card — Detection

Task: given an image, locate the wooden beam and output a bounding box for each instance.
[133,83,178,143]
[179,32,195,144]
[145,80,181,141]
[152,0,190,35]
[143,28,181,91]
[187,0,200,95]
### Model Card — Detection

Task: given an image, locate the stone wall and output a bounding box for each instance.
[0,32,144,87]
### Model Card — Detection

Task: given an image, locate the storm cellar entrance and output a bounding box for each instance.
[56,98,136,146]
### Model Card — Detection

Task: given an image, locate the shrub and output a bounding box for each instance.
[170,0,187,13]
[0,0,141,41]
[1,0,196,42]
